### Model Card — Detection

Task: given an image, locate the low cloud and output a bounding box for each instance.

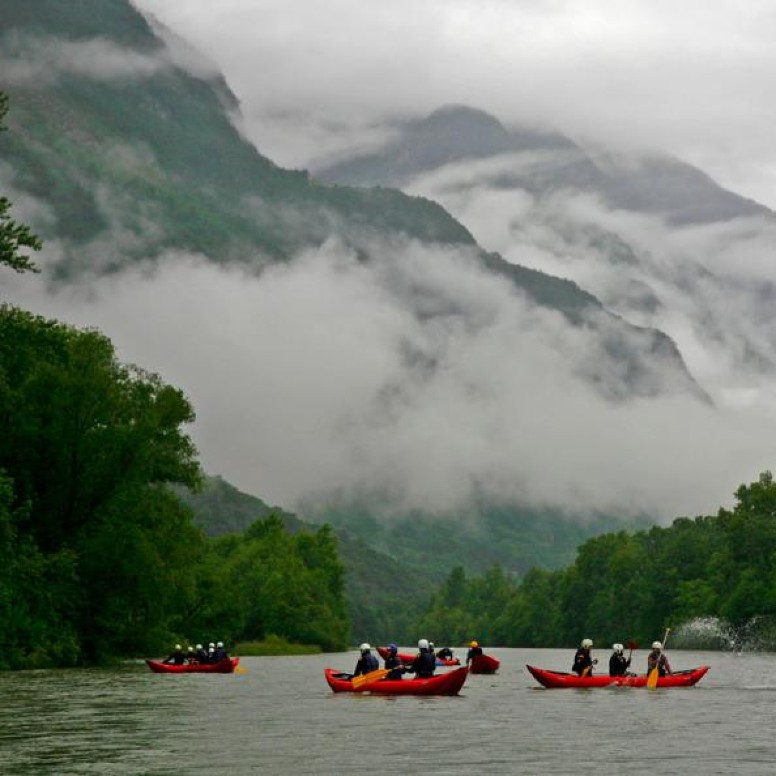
[5,235,773,523]
[405,153,776,415]
[0,33,171,86]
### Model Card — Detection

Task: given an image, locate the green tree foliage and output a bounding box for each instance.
[415,472,776,648]
[0,93,41,273]
[0,304,206,666]
[194,513,349,651]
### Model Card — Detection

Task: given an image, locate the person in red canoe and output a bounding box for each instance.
[647,641,672,676]
[213,641,228,661]
[407,638,436,678]
[382,643,405,680]
[465,640,483,667]
[571,638,598,676]
[608,643,631,676]
[354,643,380,676]
[437,646,454,661]
[162,644,185,665]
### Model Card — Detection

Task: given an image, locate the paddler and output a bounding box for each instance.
[382,642,405,679]
[608,643,631,676]
[571,638,597,676]
[353,643,379,676]
[647,641,672,676]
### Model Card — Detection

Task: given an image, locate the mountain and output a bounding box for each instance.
[0,1,473,275]
[0,2,703,402]
[316,104,776,392]
[0,0,720,597]
[316,104,772,226]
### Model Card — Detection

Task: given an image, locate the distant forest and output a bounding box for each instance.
[416,471,776,651]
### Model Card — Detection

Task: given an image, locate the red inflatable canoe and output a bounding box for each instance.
[526,664,710,688]
[469,653,500,674]
[145,657,239,674]
[376,646,460,666]
[324,666,469,695]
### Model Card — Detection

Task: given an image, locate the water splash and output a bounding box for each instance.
[672,615,776,652]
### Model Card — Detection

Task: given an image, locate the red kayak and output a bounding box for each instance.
[376,646,461,667]
[145,657,239,674]
[526,664,710,688]
[469,653,500,674]
[324,666,469,695]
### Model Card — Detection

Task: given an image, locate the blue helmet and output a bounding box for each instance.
[388,643,398,653]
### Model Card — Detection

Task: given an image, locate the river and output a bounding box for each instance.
[1,647,774,775]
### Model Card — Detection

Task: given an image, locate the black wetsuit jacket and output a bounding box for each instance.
[609,653,630,676]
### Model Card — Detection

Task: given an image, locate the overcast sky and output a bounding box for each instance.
[134,0,776,209]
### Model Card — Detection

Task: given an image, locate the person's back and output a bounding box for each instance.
[409,639,436,678]
[354,643,379,676]
[195,644,208,663]
[213,641,228,661]
[163,644,185,665]
[466,641,483,666]
[437,647,453,661]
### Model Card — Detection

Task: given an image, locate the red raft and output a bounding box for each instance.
[376,646,461,667]
[526,664,710,689]
[145,657,240,674]
[324,666,469,695]
[469,653,500,674]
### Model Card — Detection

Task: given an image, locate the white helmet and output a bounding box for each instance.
[187,646,194,652]
[418,638,430,650]
[196,644,203,650]
[652,641,662,650]
[217,642,224,648]
[175,644,181,650]
[613,643,624,653]
[581,638,593,648]
[209,642,215,648]
[359,642,371,652]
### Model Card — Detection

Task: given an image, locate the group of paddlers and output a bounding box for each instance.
[353,639,486,680]
[162,641,230,666]
[572,638,672,677]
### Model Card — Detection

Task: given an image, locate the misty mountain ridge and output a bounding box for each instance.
[317,104,776,396]
[0,1,706,406]
[0,0,737,578]
[315,104,773,226]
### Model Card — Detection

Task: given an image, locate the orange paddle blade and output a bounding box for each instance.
[352,668,390,687]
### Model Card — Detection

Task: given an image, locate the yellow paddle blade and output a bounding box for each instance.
[646,667,659,689]
[352,668,390,688]
[234,665,248,674]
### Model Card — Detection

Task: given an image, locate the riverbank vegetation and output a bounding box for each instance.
[414,471,776,650]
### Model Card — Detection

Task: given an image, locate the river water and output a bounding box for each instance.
[1,647,775,775]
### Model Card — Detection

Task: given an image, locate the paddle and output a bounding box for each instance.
[580,656,599,677]
[647,628,670,689]
[626,639,638,665]
[234,664,248,674]
[351,667,391,687]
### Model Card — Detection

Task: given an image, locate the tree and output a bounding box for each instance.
[0,92,41,273]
